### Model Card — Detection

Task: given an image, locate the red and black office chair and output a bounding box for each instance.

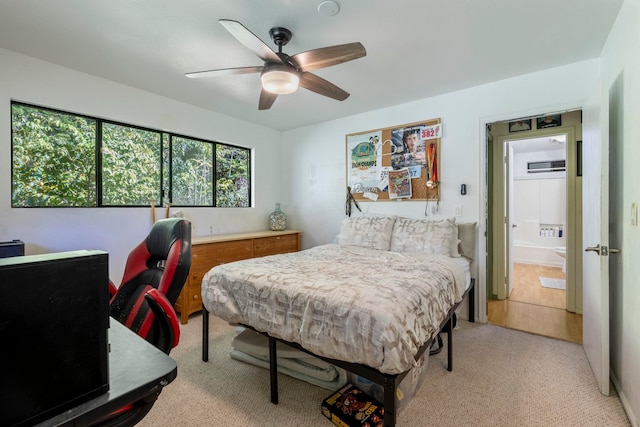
[95,217,192,426]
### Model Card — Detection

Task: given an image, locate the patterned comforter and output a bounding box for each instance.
[202,244,467,374]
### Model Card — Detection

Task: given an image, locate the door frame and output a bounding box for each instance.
[478,104,583,323]
[507,143,515,298]
[490,125,577,308]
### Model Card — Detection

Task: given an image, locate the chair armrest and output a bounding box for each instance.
[144,288,181,352]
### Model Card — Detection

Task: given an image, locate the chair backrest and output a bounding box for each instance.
[110,218,192,349]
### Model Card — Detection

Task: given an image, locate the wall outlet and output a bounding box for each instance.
[454,205,463,217]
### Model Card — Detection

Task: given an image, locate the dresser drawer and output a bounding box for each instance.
[192,240,253,267]
[176,270,206,318]
[253,234,299,257]
[175,277,201,325]
[188,268,207,292]
[185,283,202,313]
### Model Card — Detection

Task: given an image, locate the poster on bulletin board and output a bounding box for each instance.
[346,118,441,202]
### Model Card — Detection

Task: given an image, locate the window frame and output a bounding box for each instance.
[10,102,99,208]
[10,101,252,208]
[168,133,215,207]
[99,119,164,208]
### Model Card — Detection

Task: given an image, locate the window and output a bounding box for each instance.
[171,136,213,206]
[11,104,97,207]
[10,102,251,208]
[101,122,162,206]
[216,144,250,207]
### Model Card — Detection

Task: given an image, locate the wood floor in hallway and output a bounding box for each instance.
[488,263,583,344]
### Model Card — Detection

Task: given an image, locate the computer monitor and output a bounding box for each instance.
[0,250,110,426]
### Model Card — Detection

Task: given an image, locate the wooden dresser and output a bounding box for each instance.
[174,229,301,324]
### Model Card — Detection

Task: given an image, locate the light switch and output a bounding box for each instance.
[632,203,638,226]
[454,205,462,217]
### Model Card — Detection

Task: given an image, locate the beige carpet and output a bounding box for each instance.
[138,314,630,427]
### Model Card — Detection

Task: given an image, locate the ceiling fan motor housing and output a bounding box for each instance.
[269,27,292,49]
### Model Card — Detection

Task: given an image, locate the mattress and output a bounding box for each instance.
[452,256,472,291]
[202,243,468,374]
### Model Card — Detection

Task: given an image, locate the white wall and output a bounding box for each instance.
[511,178,566,267]
[0,47,283,284]
[512,148,566,180]
[282,60,597,248]
[599,0,640,424]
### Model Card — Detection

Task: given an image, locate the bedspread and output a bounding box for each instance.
[201,244,467,374]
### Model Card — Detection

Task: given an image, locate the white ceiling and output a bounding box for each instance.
[0,0,623,131]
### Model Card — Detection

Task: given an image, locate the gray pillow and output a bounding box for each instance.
[457,222,477,260]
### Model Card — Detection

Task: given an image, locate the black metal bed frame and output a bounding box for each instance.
[202,279,475,427]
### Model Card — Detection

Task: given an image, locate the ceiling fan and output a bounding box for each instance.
[185,19,366,110]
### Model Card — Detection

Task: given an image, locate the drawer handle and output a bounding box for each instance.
[193,294,199,300]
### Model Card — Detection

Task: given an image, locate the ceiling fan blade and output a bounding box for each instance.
[259,89,278,110]
[219,19,282,64]
[299,72,349,101]
[185,66,263,79]
[289,42,366,72]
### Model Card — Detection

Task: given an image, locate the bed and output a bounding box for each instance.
[201,215,476,427]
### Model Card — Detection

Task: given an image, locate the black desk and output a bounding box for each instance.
[37,319,177,426]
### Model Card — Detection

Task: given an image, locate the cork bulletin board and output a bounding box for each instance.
[346,118,442,202]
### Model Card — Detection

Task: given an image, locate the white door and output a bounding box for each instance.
[581,81,610,396]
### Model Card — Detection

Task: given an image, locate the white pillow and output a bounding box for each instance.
[390,217,459,256]
[338,216,397,250]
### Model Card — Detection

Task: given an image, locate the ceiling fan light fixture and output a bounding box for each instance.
[261,67,299,95]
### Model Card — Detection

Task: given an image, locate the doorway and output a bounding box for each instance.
[507,135,568,307]
[486,111,583,344]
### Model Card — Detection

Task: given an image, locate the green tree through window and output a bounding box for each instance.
[11,104,97,207]
[171,136,213,206]
[216,144,250,207]
[101,122,162,206]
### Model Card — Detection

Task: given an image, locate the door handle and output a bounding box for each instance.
[585,244,621,256]
[585,244,601,255]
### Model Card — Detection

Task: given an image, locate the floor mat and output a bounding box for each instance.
[539,276,566,290]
